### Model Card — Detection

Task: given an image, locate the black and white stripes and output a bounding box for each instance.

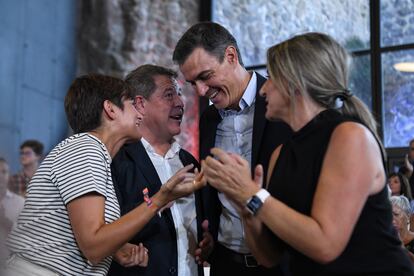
[8,133,120,276]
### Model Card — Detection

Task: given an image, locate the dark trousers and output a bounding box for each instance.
[209,243,285,276]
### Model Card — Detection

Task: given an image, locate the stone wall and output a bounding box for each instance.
[213,0,370,66]
[381,0,414,47]
[77,0,200,157]
[214,0,414,147]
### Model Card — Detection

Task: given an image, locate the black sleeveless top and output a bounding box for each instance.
[267,109,414,275]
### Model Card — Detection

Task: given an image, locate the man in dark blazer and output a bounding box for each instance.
[173,22,292,276]
[108,64,205,276]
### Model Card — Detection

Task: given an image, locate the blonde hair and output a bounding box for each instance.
[266,32,384,155]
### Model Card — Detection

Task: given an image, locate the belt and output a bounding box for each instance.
[215,243,259,268]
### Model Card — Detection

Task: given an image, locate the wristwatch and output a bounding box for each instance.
[246,189,270,215]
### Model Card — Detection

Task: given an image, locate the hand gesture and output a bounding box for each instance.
[202,148,260,205]
[159,165,206,204]
[114,242,148,267]
[229,164,264,217]
[194,220,214,265]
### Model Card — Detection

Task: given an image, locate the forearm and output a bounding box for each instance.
[74,192,167,265]
[243,214,283,267]
[257,198,340,264]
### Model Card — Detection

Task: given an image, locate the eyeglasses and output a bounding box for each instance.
[20,150,34,156]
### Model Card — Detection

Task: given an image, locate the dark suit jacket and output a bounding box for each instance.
[108,141,204,276]
[199,72,292,246]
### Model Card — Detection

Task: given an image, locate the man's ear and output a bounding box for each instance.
[134,95,146,116]
[103,100,116,120]
[224,45,239,65]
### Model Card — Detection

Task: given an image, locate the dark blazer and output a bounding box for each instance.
[108,141,204,276]
[199,72,292,244]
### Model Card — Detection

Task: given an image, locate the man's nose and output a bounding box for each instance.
[174,94,184,107]
[195,81,209,97]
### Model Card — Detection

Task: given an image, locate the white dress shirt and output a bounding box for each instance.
[141,138,198,276]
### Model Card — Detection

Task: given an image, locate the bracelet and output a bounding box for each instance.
[142,188,153,206]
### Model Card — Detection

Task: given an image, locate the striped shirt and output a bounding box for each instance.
[7,133,120,276]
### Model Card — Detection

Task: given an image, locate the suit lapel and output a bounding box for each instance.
[200,108,221,159]
[251,73,267,168]
[126,141,163,195]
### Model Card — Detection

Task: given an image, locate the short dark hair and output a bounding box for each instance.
[65,74,132,134]
[20,140,44,156]
[173,22,244,66]
[125,64,177,99]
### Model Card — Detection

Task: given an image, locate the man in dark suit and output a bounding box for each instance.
[173,22,292,276]
[108,64,205,276]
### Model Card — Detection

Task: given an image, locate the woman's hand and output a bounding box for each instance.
[114,242,148,267]
[157,165,206,206]
[202,148,260,205]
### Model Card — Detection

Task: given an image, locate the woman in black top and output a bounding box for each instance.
[201,33,414,275]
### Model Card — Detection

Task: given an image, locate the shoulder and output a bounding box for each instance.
[55,134,104,157]
[113,141,141,162]
[10,172,23,180]
[112,141,143,175]
[328,121,384,172]
[331,121,375,144]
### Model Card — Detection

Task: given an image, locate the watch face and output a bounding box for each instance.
[246,195,263,215]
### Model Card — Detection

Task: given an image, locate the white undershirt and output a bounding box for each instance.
[141,138,198,276]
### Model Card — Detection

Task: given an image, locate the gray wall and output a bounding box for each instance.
[0,0,77,172]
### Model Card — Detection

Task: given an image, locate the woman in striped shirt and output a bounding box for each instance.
[5,74,204,276]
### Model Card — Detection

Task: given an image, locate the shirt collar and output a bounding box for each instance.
[141,137,181,158]
[219,71,257,118]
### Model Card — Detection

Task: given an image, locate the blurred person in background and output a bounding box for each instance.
[388,172,413,201]
[0,157,24,268]
[400,139,414,193]
[391,195,414,262]
[9,140,44,197]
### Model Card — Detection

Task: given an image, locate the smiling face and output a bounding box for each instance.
[142,75,184,142]
[116,96,144,141]
[179,47,241,110]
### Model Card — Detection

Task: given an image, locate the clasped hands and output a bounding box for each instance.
[202,148,262,207]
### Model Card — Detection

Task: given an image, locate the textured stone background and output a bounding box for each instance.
[213,0,370,66]
[214,0,414,147]
[77,0,200,157]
